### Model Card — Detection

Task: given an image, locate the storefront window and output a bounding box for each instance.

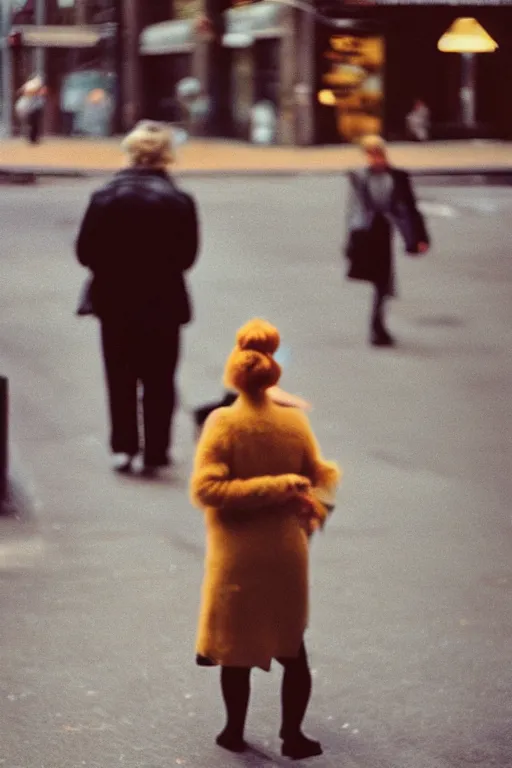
[60,68,117,135]
[316,29,385,144]
[254,38,280,105]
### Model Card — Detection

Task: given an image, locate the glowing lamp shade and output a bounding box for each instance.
[437,18,498,54]
[318,89,336,106]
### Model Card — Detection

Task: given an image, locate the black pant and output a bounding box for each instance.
[28,109,42,144]
[100,320,180,465]
[371,283,388,332]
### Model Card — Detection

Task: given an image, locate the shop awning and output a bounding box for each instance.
[225,2,286,41]
[140,2,285,56]
[12,24,101,48]
[139,20,195,55]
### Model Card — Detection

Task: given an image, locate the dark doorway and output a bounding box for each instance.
[142,53,191,122]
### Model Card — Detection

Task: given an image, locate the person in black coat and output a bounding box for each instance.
[76,121,199,475]
[345,135,429,346]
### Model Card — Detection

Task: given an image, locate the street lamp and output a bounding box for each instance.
[437,17,498,130]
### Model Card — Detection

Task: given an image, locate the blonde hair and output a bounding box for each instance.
[122,120,175,169]
[360,134,387,154]
[224,319,282,395]
[24,76,43,95]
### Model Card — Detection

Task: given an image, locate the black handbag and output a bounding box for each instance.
[76,276,95,316]
[345,227,376,282]
[193,391,238,439]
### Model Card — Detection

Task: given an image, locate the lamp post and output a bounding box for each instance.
[438,17,498,131]
[34,0,45,79]
[199,0,232,137]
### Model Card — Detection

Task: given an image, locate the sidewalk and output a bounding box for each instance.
[1,136,512,177]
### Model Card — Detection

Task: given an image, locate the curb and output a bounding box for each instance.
[1,165,512,182]
[0,169,38,184]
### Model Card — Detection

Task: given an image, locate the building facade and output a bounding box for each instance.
[137,0,512,144]
[3,0,121,134]
[2,0,512,142]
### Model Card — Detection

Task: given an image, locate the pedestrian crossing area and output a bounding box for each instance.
[419,201,459,218]
[418,192,512,219]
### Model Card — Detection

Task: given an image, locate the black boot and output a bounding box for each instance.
[371,285,395,347]
[279,644,322,759]
[370,325,395,347]
[216,729,247,753]
[216,666,250,753]
[281,732,323,760]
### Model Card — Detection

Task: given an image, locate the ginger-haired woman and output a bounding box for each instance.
[190,318,340,759]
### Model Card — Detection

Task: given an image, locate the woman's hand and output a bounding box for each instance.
[284,475,312,497]
[294,494,321,535]
[294,491,331,537]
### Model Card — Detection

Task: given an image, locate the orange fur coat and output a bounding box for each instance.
[190,394,340,671]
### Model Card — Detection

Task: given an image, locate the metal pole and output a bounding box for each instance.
[1,0,13,136]
[296,7,315,145]
[0,376,8,505]
[122,0,142,130]
[203,0,234,137]
[34,0,45,78]
[460,52,476,129]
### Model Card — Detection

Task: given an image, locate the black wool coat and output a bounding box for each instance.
[345,167,429,292]
[76,167,199,325]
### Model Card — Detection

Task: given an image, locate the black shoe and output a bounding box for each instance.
[281,732,323,760]
[140,457,172,478]
[216,729,247,753]
[370,328,395,347]
[111,453,135,474]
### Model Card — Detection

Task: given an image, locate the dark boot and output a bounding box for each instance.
[370,325,395,347]
[371,286,395,347]
[281,734,323,760]
[216,666,250,752]
[278,644,322,760]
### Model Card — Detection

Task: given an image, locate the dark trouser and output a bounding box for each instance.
[100,320,180,465]
[368,214,393,335]
[218,642,312,740]
[371,282,388,333]
[28,109,42,144]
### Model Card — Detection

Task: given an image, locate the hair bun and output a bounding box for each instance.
[224,319,282,394]
[236,318,280,356]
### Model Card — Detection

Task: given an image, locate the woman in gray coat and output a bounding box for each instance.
[345,135,429,347]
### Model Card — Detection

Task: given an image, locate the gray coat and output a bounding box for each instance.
[346,167,428,253]
[345,167,429,289]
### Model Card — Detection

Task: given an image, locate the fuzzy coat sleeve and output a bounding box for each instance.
[295,412,341,521]
[190,410,310,511]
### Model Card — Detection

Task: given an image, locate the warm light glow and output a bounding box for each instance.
[323,65,366,88]
[438,17,498,53]
[318,89,336,106]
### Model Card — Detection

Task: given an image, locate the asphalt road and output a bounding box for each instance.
[1,177,511,768]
